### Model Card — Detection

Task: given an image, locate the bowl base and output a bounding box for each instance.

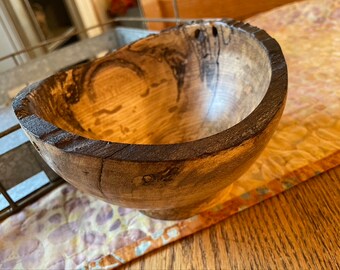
[139,193,222,220]
[139,203,203,220]
[139,209,195,220]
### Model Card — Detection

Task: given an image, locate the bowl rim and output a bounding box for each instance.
[12,19,287,162]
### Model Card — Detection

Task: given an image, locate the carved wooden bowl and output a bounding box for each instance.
[13,20,287,220]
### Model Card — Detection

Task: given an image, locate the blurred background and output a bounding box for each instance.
[0,0,298,73]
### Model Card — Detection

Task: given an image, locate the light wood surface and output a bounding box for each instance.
[122,166,340,269]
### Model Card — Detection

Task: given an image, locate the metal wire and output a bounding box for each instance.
[136,0,147,29]
[172,0,180,25]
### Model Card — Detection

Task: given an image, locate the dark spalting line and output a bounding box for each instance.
[102,129,114,137]
[201,24,221,128]
[64,84,79,104]
[58,105,86,132]
[162,48,188,102]
[204,26,213,63]
[142,167,180,186]
[50,96,86,133]
[94,118,101,125]
[126,43,166,63]
[220,24,231,46]
[185,24,224,133]
[212,25,218,37]
[15,98,33,119]
[203,26,217,87]
[168,106,178,113]
[82,58,145,102]
[198,27,208,82]
[64,65,86,104]
[43,58,143,136]
[119,125,130,135]
[140,88,150,97]
[44,71,67,92]
[150,78,167,88]
[34,67,88,133]
[125,38,188,102]
[194,28,204,41]
[190,29,205,82]
[127,41,162,57]
[92,105,122,117]
[230,25,235,35]
[186,24,220,87]
[146,132,154,137]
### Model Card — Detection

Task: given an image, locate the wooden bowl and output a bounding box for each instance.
[13,20,287,220]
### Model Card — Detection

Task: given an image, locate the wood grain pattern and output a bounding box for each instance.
[13,20,287,220]
[122,166,340,269]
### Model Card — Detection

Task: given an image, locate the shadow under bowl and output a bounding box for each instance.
[13,20,287,220]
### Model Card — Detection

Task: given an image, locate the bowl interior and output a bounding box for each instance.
[29,23,271,144]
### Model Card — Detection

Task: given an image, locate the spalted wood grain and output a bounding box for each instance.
[122,167,340,269]
[13,20,287,220]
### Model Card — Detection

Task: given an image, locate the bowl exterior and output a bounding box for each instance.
[21,103,283,220]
